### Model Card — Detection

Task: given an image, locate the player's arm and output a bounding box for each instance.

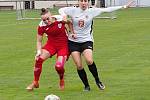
[64,20,73,33]
[99,6,123,13]
[36,34,43,54]
[64,20,77,39]
[35,26,44,59]
[92,0,134,17]
[99,0,134,12]
[58,7,68,18]
[35,34,43,59]
[58,7,69,22]
[58,7,75,18]
[59,7,77,39]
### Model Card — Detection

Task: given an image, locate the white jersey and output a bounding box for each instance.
[59,6,123,43]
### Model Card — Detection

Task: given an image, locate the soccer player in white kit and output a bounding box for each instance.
[59,0,134,91]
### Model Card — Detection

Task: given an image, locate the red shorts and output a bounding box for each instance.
[43,41,68,57]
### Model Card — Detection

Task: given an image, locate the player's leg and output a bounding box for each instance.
[82,42,105,90]
[83,49,105,90]
[55,56,67,90]
[69,40,90,91]
[55,44,69,90]
[26,49,50,91]
[71,51,90,91]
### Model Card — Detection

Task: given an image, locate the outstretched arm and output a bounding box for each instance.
[91,0,135,17]
[99,0,135,13]
[98,6,123,13]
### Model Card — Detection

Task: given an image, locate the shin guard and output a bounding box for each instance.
[55,57,65,80]
[34,57,44,82]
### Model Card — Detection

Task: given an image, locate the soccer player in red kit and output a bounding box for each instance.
[26,8,72,91]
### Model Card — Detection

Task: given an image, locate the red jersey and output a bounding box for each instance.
[37,21,69,57]
[38,21,68,45]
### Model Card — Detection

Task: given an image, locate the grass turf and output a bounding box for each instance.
[0,7,150,100]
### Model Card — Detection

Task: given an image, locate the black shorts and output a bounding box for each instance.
[68,40,93,53]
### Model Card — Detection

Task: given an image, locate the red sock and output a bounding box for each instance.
[34,57,44,82]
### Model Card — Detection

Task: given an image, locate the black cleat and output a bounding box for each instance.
[83,86,90,91]
[96,82,105,90]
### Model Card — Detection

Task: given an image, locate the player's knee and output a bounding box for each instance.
[55,62,62,68]
[36,57,44,63]
[55,62,64,73]
[86,60,93,65]
[77,65,84,70]
[35,57,44,68]
[75,63,83,70]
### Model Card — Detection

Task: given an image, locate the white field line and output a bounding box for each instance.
[0,22,29,27]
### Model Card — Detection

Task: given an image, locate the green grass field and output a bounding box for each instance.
[0,7,150,100]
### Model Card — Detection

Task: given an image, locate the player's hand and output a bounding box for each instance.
[63,15,67,22]
[35,50,41,60]
[123,0,135,9]
[70,34,77,39]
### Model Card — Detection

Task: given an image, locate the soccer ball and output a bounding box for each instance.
[44,94,60,100]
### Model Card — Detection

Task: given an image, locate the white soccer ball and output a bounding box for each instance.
[44,94,60,100]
